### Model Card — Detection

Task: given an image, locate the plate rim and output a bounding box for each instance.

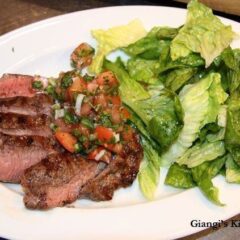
[0,5,240,240]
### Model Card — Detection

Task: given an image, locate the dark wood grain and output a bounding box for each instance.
[0,1,239,240]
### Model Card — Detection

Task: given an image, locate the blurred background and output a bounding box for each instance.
[0,0,239,35]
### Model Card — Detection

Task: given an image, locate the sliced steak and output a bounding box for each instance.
[0,94,53,116]
[0,113,52,137]
[21,127,142,209]
[21,154,106,209]
[0,74,35,98]
[79,128,143,201]
[0,134,57,183]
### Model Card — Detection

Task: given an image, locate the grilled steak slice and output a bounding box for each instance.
[21,154,106,209]
[21,127,142,209]
[0,74,35,98]
[0,94,53,116]
[0,113,52,137]
[79,128,143,201]
[0,134,57,183]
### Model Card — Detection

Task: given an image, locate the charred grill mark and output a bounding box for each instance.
[0,113,52,137]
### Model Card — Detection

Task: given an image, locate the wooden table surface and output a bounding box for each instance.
[0,1,239,240]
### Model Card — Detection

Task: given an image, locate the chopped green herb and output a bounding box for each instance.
[64,111,78,124]
[72,129,81,138]
[45,85,57,99]
[32,81,43,90]
[77,47,94,57]
[74,143,83,153]
[109,136,116,144]
[81,117,94,129]
[79,135,88,143]
[99,113,112,127]
[61,73,73,89]
[83,74,94,82]
[50,123,58,132]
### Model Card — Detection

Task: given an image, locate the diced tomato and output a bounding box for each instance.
[121,108,131,120]
[75,124,90,136]
[55,131,77,153]
[122,126,134,141]
[94,94,108,108]
[107,95,121,106]
[72,77,87,90]
[67,77,87,100]
[104,143,123,154]
[71,43,94,70]
[87,147,105,160]
[80,102,92,116]
[95,71,118,87]
[111,106,121,124]
[87,79,98,93]
[54,119,72,132]
[95,126,114,142]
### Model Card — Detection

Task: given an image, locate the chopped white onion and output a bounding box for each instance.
[55,109,65,119]
[95,150,106,161]
[113,132,120,143]
[75,94,85,115]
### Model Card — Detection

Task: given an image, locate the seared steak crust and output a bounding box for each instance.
[79,130,143,201]
[0,134,57,182]
[21,154,106,209]
[0,113,52,137]
[0,94,53,116]
[21,128,142,209]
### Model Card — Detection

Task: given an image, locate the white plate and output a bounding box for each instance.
[0,6,240,240]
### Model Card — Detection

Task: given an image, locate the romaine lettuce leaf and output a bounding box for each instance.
[123,26,178,59]
[177,140,225,168]
[127,58,161,84]
[170,0,235,67]
[191,156,226,206]
[165,163,196,188]
[129,109,159,151]
[222,48,240,93]
[197,178,224,206]
[164,67,198,92]
[148,26,179,40]
[130,89,183,152]
[225,89,240,166]
[89,19,147,73]
[226,154,240,183]
[161,73,219,166]
[159,53,205,73]
[161,72,227,166]
[138,138,161,200]
[206,128,225,143]
[202,73,228,126]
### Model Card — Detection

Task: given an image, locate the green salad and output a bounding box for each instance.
[86,0,239,206]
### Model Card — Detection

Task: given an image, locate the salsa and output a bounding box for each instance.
[46,68,131,163]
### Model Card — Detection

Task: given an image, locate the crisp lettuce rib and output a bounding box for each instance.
[161,73,227,166]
